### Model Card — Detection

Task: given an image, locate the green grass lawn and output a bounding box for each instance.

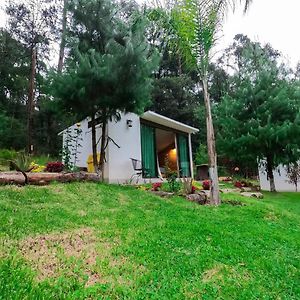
[0,183,299,299]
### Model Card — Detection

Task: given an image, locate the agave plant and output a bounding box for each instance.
[9,152,34,184]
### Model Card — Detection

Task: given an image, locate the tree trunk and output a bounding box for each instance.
[27,47,37,155]
[0,172,101,186]
[57,0,67,72]
[266,154,276,192]
[98,112,107,182]
[91,113,99,173]
[202,78,220,205]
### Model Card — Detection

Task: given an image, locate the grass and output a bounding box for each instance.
[0,183,299,299]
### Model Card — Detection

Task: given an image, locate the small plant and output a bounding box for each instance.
[202,180,211,190]
[30,162,45,173]
[165,158,180,193]
[234,181,243,189]
[191,185,197,194]
[61,125,83,171]
[45,162,64,173]
[182,177,195,194]
[166,171,181,193]
[234,180,252,189]
[9,152,34,184]
[152,182,162,191]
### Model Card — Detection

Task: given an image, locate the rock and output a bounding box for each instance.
[150,191,174,198]
[240,192,264,199]
[220,188,240,194]
[186,192,207,205]
[240,187,253,192]
[198,190,210,199]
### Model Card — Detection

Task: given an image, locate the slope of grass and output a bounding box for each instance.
[0,183,299,299]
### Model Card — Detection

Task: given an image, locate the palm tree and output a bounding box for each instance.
[170,0,252,205]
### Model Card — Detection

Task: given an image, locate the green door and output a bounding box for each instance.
[177,134,191,177]
[141,123,157,178]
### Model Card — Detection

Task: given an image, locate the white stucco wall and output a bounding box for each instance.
[107,113,142,183]
[259,164,299,192]
[61,118,108,177]
[62,112,197,184]
[62,119,92,168]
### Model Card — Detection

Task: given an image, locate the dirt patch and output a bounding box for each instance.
[202,263,251,285]
[223,199,246,206]
[19,227,147,287]
[202,264,225,283]
[78,210,87,217]
[19,228,104,284]
[118,193,130,206]
[264,211,279,221]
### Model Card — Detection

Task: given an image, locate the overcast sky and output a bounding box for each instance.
[1,0,299,68]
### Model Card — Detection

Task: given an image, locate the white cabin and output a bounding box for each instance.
[60,111,199,184]
[259,164,299,192]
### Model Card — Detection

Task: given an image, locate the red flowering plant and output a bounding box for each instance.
[202,180,211,190]
[234,180,252,189]
[45,162,64,173]
[234,181,243,189]
[191,185,197,194]
[152,182,163,191]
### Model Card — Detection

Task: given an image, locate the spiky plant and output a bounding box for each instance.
[10,152,34,184]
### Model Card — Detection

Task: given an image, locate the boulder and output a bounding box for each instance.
[220,188,240,194]
[150,191,174,198]
[240,187,253,192]
[186,192,207,205]
[240,192,264,199]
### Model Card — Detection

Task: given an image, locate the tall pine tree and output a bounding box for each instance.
[51,0,158,178]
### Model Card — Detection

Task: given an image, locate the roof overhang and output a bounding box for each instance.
[141,111,199,134]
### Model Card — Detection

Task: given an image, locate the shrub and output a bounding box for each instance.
[182,178,198,194]
[0,149,17,161]
[234,181,243,189]
[30,162,45,173]
[45,162,64,173]
[202,180,211,190]
[152,182,162,191]
[191,185,197,194]
[166,171,181,193]
[234,180,252,189]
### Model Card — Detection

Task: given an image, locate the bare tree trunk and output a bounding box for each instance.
[98,111,107,182]
[57,0,67,72]
[202,78,220,205]
[266,154,276,192]
[27,47,37,155]
[91,113,99,173]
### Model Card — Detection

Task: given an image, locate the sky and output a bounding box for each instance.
[1,0,300,68]
[137,0,300,68]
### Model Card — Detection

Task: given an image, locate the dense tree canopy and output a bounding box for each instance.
[216,36,300,191]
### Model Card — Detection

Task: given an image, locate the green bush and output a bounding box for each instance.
[0,149,17,161]
[195,144,208,165]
